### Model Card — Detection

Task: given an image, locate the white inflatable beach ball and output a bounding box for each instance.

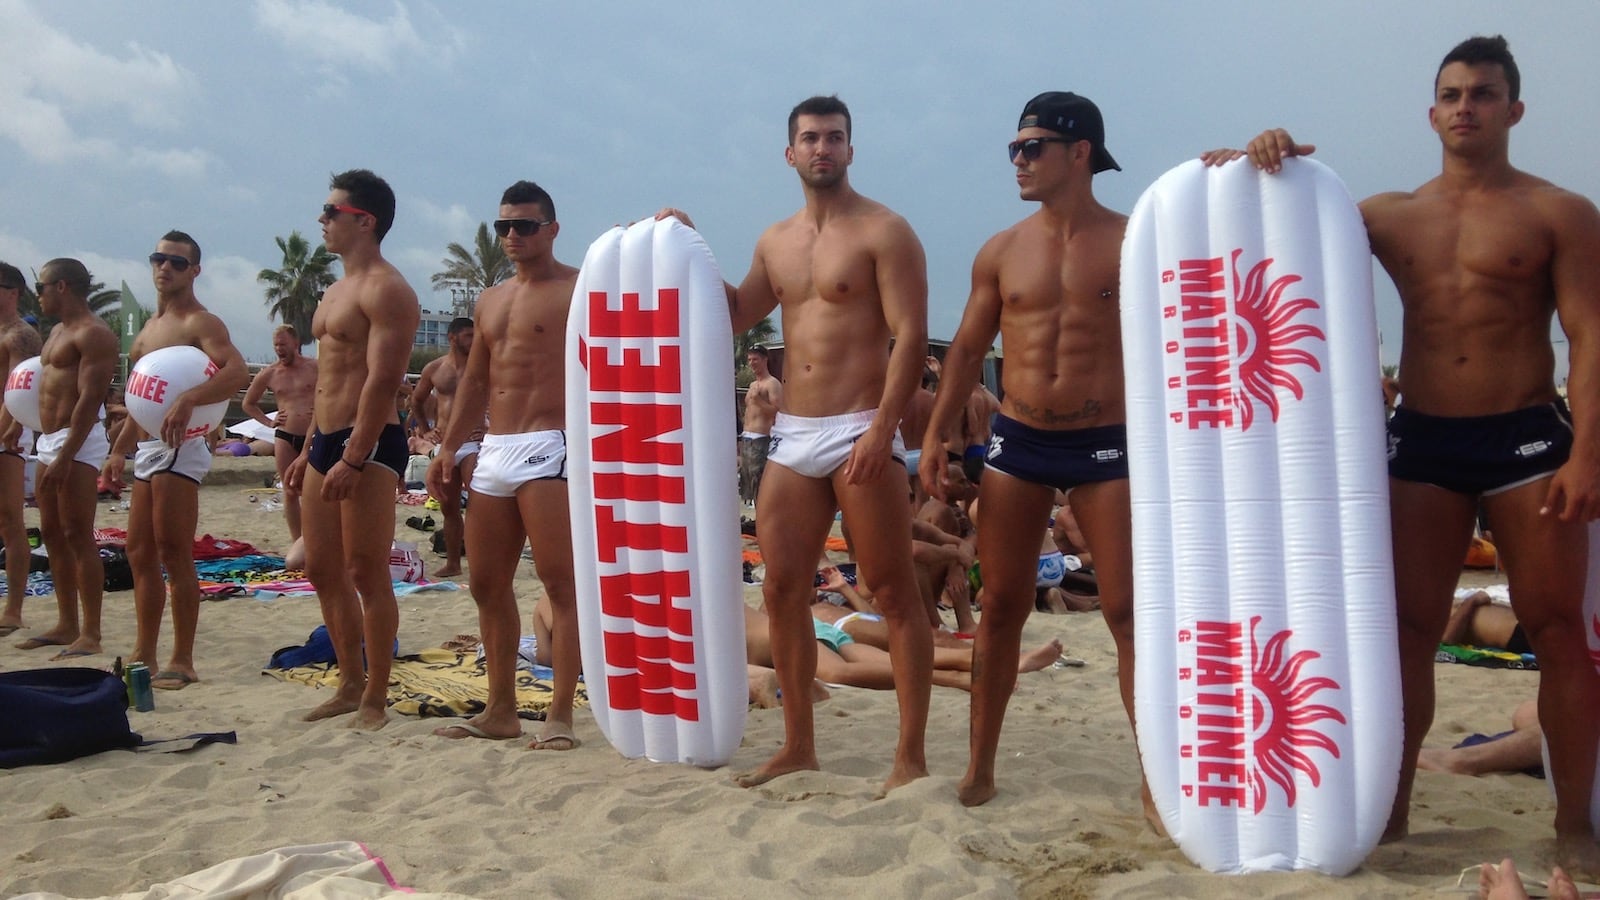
[126,346,229,443]
[3,356,43,432]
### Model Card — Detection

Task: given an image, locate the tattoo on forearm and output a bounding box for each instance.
[1012,398,1101,425]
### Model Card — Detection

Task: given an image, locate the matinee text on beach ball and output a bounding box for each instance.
[3,356,44,432]
[126,346,230,443]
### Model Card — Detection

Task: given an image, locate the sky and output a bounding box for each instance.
[1,1,1595,377]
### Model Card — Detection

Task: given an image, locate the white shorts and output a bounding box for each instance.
[134,436,213,484]
[36,423,110,470]
[471,430,566,498]
[454,440,481,467]
[767,410,906,480]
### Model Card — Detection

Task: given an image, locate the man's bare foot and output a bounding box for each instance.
[432,566,462,578]
[734,748,819,787]
[529,727,580,750]
[433,716,521,740]
[1476,857,1584,900]
[0,618,23,636]
[1416,747,1463,774]
[957,774,997,807]
[1553,834,1600,885]
[51,638,103,660]
[347,705,390,731]
[302,693,362,722]
[1019,639,1065,673]
[882,761,929,795]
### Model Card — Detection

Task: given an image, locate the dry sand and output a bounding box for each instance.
[0,456,1556,898]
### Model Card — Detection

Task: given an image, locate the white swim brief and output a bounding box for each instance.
[470,430,566,498]
[134,436,213,484]
[453,440,482,468]
[767,409,906,480]
[35,422,110,471]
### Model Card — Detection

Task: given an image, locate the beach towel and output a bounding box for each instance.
[248,578,460,600]
[263,648,586,719]
[1435,643,1539,670]
[0,668,140,768]
[7,840,459,900]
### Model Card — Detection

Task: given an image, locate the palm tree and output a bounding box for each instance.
[258,231,337,346]
[430,222,510,314]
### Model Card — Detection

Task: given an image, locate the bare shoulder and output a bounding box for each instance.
[1358,188,1420,220]
[856,196,921,246]
[419,356,444,379]
[1526,178,1600,230]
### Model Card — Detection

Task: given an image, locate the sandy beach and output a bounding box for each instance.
[0,456,1554,898]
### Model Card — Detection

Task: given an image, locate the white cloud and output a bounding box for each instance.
[253,0,431,72]
[0,0,211,176]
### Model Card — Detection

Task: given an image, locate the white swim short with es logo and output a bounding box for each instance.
[470,430,566,498]
[766,409,906,480]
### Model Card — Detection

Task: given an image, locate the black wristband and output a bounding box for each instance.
[340,457,366,471]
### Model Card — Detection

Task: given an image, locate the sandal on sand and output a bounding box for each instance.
[405,515,436,532]
[529,733,580,751]
[0,624,21,637]
[433,722,519,741]
[152,671,199,691]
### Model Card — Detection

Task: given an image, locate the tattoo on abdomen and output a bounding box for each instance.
[1012,398,1100,425]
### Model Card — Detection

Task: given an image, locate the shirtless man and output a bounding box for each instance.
[0,262,41,637]
[411,317,480,578]
[426,180,580,749]
[285,170,420,730]
[961,381,1000,484]
[10,259,116,657]
[740,346,781,507]
[1205,35,1600,872]
[899,364,937,502]
[659,94,933,792]
[103,232,249,688]
[242,324,317,542]
[922,92,1139,810]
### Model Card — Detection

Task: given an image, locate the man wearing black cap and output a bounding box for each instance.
[922,92,1148,818]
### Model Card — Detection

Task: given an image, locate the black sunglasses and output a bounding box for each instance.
[33,281,53,295]
[1008,136,1080,163]
[493,218,553,237]
[323,203,374,220]
[148,252,194,272]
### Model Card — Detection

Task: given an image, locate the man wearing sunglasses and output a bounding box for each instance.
[103,231,249,691]
[657,94,933,794]
[920,92,1143,815]
[0,262,41,639]
[285,169,420,731]
[427,180,581,749]
[12,259,116,659]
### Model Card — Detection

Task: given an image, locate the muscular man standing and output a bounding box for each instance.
[1208,36,1600,872]
[661,94,933,792]
[242,324,317,542]
[12,259,116,657]
[103,231,249,688]
[740,346,781,507]
[286,170,420,730]
[0,262,41,637]
[427,181,581,749]
[411,317,480,578]
[923,93,1139,811]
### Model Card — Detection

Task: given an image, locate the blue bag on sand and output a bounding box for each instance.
[0,667,141,768]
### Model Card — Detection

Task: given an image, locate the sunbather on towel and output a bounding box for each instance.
[1418,698,1545,779]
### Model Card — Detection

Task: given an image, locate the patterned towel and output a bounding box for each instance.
[263,647,586,719]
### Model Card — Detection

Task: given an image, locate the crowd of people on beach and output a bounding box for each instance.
[0,31,1594,892]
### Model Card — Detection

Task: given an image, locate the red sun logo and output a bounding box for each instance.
[1230,250,1327,431]
[1246,616,1346,813]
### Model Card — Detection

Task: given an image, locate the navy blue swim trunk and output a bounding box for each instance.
[1386,400,1573,496]
[984,413,1129,491]
[308,423,408,478]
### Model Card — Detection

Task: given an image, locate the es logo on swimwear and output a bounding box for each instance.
[1515,440,1551,458]
[987,436,1004,460]
[767,436,782,456]
[524,454,550,466]
[1160,250,1326,432]
[1176,616,1346,813]
[1091,448,1123,463]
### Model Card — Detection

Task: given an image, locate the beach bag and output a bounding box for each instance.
[389,540,424,583]
[0,667,140,768]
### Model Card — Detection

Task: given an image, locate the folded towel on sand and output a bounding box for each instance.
[8,840,455,900]
[1435,642,1539,670]
[264,648,586,720]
